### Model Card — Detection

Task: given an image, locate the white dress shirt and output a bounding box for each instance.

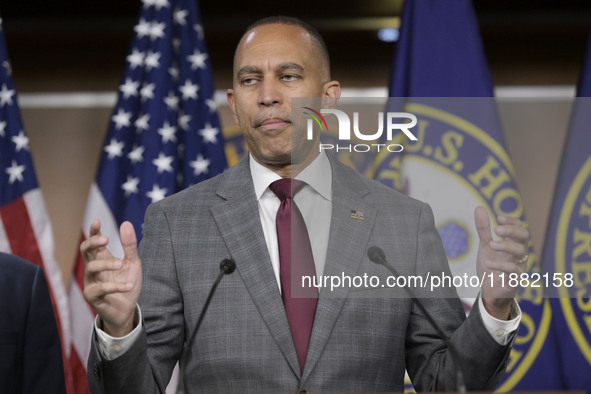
[250,150,332,288]
[96,151,520,359]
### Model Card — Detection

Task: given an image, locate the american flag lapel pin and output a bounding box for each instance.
[350,209,365,220]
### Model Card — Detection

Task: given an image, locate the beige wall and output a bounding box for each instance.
[21,94,572,286]
[22,107,109,284]
[498,98,571,255]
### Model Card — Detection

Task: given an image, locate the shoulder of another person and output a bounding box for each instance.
[0,253,38,285]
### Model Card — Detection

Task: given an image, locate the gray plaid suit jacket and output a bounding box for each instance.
[87,154,513,393]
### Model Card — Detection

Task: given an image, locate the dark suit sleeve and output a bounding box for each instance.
[22,264,67,394]
[404,203,513,392]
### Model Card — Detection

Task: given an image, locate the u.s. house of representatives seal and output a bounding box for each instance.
[368,99,551,391]
[556,154,591,366]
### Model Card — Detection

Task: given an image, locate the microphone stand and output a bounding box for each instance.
[179,257,236,393]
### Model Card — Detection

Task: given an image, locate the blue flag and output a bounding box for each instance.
[94,0,226,237]
[374,0,563,391]
[389,0,493,97]
[68,1,227,392]
[541,27,591,392]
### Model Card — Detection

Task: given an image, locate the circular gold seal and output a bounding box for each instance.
[555,155,591,365]
[369,100,551,391]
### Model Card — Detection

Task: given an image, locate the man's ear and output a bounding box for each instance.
[322,80,341,109]
[226,89,239,123]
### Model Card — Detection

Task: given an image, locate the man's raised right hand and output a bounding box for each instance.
[82,220,143,337]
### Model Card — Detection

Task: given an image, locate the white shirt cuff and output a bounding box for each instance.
[478,297,521,346]
[94,305,143,360]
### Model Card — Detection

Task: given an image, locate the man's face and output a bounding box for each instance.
[227,23,340,169]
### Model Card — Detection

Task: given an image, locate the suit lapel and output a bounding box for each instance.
[209,157,301,377]
[302,157,377,380]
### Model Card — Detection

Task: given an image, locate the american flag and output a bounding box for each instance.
[0,14,72,392]
[68,0,226,392]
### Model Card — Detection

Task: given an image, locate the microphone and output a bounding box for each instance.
[181,257,236,391]
[219,257,237,275]
[367,246,467,393]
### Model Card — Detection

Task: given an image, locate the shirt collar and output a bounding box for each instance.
[249,151,332,202]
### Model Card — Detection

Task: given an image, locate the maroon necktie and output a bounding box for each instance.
[270,178,318,371]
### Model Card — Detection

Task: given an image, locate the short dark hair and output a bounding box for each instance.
[239,16,331,79]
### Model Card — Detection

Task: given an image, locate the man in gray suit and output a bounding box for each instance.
[82,17,529,393]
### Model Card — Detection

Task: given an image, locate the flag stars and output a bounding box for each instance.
[5,160,26,184]
[112,109,132,129]
[179,80,199,100]
[11,131,29,152]
[127,49,145,69]
[164,91,179,111]
[174,8,188,26]
[0,121,6,137]
[178,112,191,130]
[168,65,180,81]
[187,50,207,70]
[119,78,139,99]
[190,154,211,176]
[0,84,15,107]
[152,153,174,173]
[140,83,156,101]
[199,123,219,143]
[205,98,217,113]
[3,61,11,76]
[149,22,166,41]
[146,184,168,203]
[158,121,177,143]
[122,176,140,196]
[152,0,170,10]
[104,138,125,159]
[128,145,145,164]
[76,5,224,212]
[194,24,204,39]
[144,51,161,71]
[135,114,150,132]
[142,0,170,10]
[134,18,151,38]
